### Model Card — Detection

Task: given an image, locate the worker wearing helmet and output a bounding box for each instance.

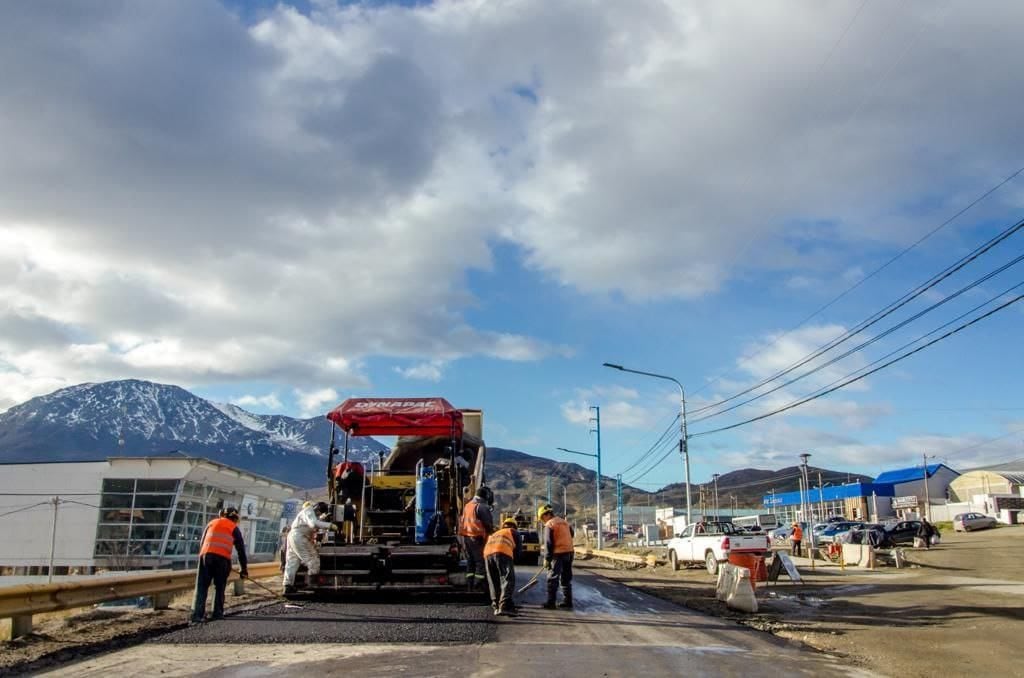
[538,504,575,610]
[458,485,494,592]
[191,506,248,624]
[283,501,337,594]
[485,517,523,616]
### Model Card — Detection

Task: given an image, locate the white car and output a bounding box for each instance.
[953,512,997,532]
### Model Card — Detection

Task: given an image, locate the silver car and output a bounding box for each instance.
[953,512,997,532]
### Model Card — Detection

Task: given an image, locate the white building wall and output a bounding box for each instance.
[0,462,108,569]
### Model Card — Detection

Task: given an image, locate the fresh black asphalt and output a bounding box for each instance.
[156,591,497,645]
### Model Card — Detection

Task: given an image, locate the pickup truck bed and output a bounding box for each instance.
[666,521,771,575]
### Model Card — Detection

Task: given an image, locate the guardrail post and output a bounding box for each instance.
[232,579,245,596]
[152,593,174,610]
[5,614,32,640]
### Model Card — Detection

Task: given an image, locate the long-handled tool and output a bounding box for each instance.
[516,565,546,594]
[236,570,305,609]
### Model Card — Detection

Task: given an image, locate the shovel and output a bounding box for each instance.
[517,565,547,594]
[237,570,305,609]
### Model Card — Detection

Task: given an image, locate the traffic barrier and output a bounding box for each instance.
[727,552,767,589]
[0,561,279,640]
[715,563,758,612]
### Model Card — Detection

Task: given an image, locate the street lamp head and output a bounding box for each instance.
[602,362,624,370]
[799,453,811,465]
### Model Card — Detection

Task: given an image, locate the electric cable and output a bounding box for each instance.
[691,251,1024,424]
[692,215,1024,417]
[690,289,1024,438]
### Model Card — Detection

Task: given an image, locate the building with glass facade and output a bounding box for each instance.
[0,456,297,576]
[762,480,897,524]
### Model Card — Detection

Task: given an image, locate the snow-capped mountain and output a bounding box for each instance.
[0,379,387,488]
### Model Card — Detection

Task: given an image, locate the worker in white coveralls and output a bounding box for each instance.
[283,501,337,594]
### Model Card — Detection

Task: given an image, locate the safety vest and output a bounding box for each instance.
[484,528,516,558]
[459,500,487,538]
[792,526,803,541]
[547,517,573,554]
[200,517,237,559]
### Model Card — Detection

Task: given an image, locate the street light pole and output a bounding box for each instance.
[712,473,720,520]
[603,362,692,524]
[557,438,603,550]
[799,453,814,569]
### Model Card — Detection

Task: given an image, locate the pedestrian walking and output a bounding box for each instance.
[485,517,522,616]
[458,486,494,592]
[916,519,935,550]
[790,522,803,557]
[191,506,247,624]
[282,501,338,594]
[538,504,574,609]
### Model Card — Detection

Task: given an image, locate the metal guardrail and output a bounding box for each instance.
[0,561,279,639]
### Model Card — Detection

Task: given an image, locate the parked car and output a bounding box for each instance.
[816,521,865,540]
[884,520,922,545]
[953,512,997,532]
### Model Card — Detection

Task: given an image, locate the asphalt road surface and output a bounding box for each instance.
[42,570,874,677]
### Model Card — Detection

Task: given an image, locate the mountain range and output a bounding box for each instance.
[0,379,872,510]
[0,379,385,487]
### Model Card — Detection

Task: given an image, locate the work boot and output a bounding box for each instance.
[283,584,297,595]
[541,600,557,609]
[556,599,574,609]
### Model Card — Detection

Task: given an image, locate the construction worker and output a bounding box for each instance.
[191,506,247,624]
[485,517,522,616]
[458,485,494,592]
[283,501,338,594]
[538,504,574,609]
[791,522,803,557]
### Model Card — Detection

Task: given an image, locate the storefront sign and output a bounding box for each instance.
[891,495,919,509]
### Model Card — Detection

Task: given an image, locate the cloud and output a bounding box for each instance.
[561,385,662,429]
[2,0,1023,407]
[233,392,284,411]
[394,360,445,382]
[294,387,340,418]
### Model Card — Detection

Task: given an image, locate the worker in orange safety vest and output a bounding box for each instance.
[791,522,804,557]
[484,517,522,616]
[191,506,248,624]
[458,486,494,592]
[539,504,575,609]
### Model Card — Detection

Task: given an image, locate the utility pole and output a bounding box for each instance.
[563,484,568,518]
[770,488,776,515]
[818,471,826,520]
[923,453,932,521]
[591,406,603,549]
[547,475,552,505]
[48,496,60,584]
[799,453,814,570]
[616,474,623,540]
[712,473,720,520]
[602,364,691,524]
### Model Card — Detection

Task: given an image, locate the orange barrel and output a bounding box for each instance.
[728,552,769,589]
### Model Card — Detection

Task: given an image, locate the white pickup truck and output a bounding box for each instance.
[666,521,772,575]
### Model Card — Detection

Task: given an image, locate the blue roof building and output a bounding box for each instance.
[762,480,897,523]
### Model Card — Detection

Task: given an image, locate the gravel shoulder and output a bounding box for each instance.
[582,526,1024,678]
[0,575,283,676]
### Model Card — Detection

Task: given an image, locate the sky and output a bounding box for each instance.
[1,0,1023,491]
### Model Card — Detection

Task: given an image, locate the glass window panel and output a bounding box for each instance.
[133,494,174,509]
[96,524,129,539]
[130,525,166,540]
[100,493,134,509]
[135,479,179,493]
[99,508,136,523]
[103,479,135,493]
[136,508,172,524]
[94,540,128,556]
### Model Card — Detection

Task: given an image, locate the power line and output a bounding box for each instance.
[690,290,1024,439]
[692,216,1024,417]
[0,501,50,519]
[691,251,1024,424]
[691,164,1024,400]
[617,413,680,477]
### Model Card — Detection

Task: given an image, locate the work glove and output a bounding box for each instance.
[239,569,248,578]
[544,559,552,571]
[329,524,339,532]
